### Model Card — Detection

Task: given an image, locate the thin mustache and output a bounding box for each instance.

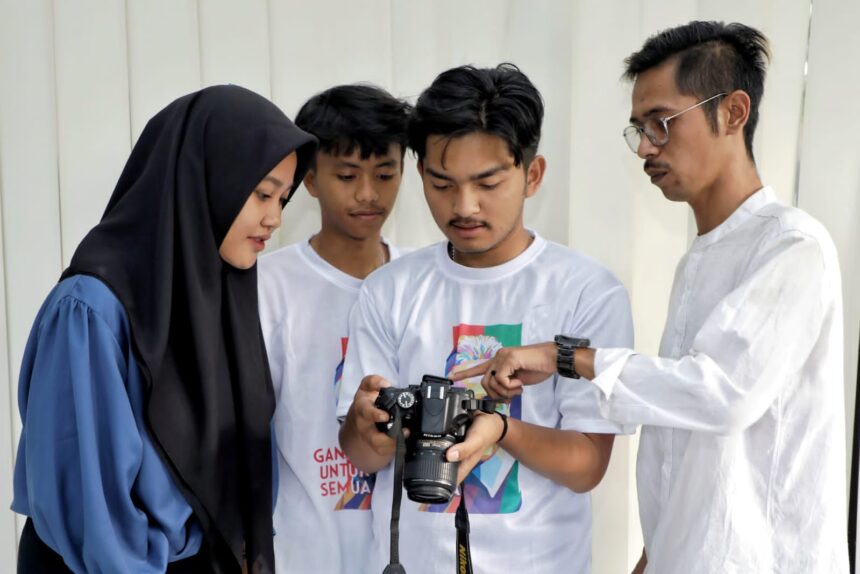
[644,161,670,171]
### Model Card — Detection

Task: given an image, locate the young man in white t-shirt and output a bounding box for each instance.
[337,64,634,574]
[257,84,411,573]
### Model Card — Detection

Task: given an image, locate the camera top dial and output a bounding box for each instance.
[396,391,416,410]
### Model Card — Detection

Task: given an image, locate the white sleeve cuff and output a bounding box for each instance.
[590,347,636,398]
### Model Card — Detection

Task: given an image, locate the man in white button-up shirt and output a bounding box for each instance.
[455,21,849,573]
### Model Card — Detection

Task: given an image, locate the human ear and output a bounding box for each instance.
[524,155,546,198]
[303,170,318,198]
[724,90,751,135]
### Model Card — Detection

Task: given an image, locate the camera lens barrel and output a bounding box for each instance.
[403,441,459,504]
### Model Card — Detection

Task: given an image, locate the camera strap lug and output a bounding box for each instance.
[462,398,505,414]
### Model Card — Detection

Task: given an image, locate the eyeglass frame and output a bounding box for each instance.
[623,92,727,153]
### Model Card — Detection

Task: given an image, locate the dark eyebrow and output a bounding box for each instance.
[335,161,361,169]
[469,164,511,180]
[425,167,454,181]
[375,159,399,168]
[262,175,284,187]
[425,163,511,182]
[630,106,671,124]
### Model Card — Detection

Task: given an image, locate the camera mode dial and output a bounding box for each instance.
[397,392,416,409]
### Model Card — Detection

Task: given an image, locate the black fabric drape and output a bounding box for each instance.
[60,85,317,573]
[17,518,210,573]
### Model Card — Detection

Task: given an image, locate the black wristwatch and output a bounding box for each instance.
[555,335,591,379]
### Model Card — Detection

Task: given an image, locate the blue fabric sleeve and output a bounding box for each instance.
[17,292,196,573]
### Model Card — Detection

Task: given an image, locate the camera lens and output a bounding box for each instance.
[403,438,459,504]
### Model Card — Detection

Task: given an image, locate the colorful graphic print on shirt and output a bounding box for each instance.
[322,337,375,510]
[422,323,523,514]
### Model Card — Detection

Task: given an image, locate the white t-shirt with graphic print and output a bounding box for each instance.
[258,237,406,574]
[336,233,634,574]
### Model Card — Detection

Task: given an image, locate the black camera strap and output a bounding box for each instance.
[383,410,407,574]
[453,397,505,574]
[455,485,473,574]
[382,395,502,574]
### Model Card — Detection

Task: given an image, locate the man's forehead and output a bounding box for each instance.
[424,133,515,166]
[630,62,684,119]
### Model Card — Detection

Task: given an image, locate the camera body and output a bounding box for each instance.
[375,375,477,504]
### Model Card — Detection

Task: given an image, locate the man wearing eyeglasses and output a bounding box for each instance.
[454,21,848,574]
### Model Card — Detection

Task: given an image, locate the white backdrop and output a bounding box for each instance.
[1,1,857,571]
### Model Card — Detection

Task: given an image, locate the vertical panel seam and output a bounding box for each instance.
[265,0,273,101]
[196,0,204,86]
[0,36,13,553]
[387,0,396,244]
[793,0,815,208]
[51,0,65,267]
[124,0,133,147]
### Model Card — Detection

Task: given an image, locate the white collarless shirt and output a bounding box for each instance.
[592,187,848,573]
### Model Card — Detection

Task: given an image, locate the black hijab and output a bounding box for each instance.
[61,85,317,573]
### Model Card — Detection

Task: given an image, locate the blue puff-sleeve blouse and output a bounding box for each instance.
[11,275,203,573]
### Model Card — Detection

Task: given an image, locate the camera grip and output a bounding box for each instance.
[374,390,398,436]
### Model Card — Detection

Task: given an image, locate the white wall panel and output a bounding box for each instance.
[796,0,860,512]
[198,0,271,96]
[0,208,12,567]
[54,0,131,267]
[0,0,64,561]
[127,0,201,142]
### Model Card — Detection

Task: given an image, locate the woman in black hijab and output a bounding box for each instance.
[12,85,317,573]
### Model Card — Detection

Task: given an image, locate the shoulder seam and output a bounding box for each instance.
[46,293,128,358]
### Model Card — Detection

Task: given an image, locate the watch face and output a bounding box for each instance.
[555,335,590,348]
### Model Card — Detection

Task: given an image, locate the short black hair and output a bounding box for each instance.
[295,84,411,165]
[624,21,770,161]
[407,63,544,167]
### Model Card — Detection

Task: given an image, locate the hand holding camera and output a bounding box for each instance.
[447,411,506,485]
[351,374,401,461]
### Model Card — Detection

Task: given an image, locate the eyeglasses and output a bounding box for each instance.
[622,93,726,153]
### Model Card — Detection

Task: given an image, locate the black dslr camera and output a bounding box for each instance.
[375,375,486,504]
